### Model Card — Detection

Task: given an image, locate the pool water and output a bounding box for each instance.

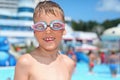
[72,62,120,80]
[0,67,15,80]
[0,62,120,80]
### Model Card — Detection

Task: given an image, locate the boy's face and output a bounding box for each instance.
[34,13,66,51]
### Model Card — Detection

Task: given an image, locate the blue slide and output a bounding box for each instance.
[75,51,89,63]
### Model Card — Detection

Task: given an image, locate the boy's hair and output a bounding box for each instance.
[33,1,65,23]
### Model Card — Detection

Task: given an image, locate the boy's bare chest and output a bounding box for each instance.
[29,60,70,80]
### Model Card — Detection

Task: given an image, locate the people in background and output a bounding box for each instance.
[99,51,105,64]
[108,50,119,77]
[88,50,96,74]
[66,46,77,67]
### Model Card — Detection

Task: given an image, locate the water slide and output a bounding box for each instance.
[75,51,89,63]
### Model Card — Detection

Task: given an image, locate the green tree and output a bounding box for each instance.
[86,21,98,31]
[102,18,120,29]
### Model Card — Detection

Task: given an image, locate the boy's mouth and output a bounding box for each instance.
[43,36,55,42]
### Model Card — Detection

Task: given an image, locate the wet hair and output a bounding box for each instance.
[33,1,65,23]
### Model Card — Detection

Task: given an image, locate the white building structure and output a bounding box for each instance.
[101,24,120,51]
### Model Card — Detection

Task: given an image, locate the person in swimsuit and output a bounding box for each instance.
[108,51,119,77]
[66,46,77,69]
[88,50,96,74]
[66,46,77,63]
[14,1,75,80]
[99,51,105,64]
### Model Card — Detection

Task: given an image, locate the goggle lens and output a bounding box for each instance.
[32,20,65,31]
[34,22,46,31]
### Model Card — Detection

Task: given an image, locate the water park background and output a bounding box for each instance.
[0,0,120,80]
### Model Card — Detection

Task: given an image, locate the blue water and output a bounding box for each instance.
[0,67,15,80]
[72,62,120,80]
[0,62,120,80]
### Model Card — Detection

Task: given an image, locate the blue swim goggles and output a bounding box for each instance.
[31,20,65,31]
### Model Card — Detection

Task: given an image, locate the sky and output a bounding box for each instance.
[52,0,120,23]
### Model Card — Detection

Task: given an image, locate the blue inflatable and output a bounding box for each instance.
[0,37,16,66]
[0,37,10,51]
[9,55,16,66]
[75,51,89,63]
[0,51,9,66]
[0,51,16,66]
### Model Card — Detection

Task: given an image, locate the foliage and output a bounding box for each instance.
[71,20,99,32]
[70,18,120,35]
[101,18,120,29]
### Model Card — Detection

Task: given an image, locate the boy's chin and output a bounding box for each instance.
[44,46,57,51]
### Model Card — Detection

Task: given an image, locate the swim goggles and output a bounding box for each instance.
[31,20,65,31]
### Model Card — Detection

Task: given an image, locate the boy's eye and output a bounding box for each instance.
[53,23,62,29]
[36,24,44,30]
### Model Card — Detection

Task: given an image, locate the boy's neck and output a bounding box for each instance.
[36,47,59,58]
[30,47,60,65]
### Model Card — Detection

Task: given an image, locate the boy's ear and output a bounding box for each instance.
[63,29,66,35]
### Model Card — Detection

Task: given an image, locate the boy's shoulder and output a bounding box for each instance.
[60,54,76,74]
[60,54,71,60]
[60,54,75,66]
[16,53,33,67]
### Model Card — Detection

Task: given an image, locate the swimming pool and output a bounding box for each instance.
[0,62,120,80]
[0,67,15,80]
[72,62,120,80]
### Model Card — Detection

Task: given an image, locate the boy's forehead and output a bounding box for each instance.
[34,13,63,23]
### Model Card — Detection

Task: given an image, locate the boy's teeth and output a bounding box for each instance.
[47,38,52,40]
[44,37,55,41]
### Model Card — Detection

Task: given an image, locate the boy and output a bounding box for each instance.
[14,1,75,80]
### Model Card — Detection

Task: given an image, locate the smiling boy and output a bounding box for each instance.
[14,1,75,80]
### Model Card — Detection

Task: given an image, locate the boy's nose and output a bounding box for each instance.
[46,27,51,33]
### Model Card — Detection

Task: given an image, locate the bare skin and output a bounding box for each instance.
[88,52,96,73]
[14,11,75,80]
[14,51,74,80]
[89,53,96,63]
